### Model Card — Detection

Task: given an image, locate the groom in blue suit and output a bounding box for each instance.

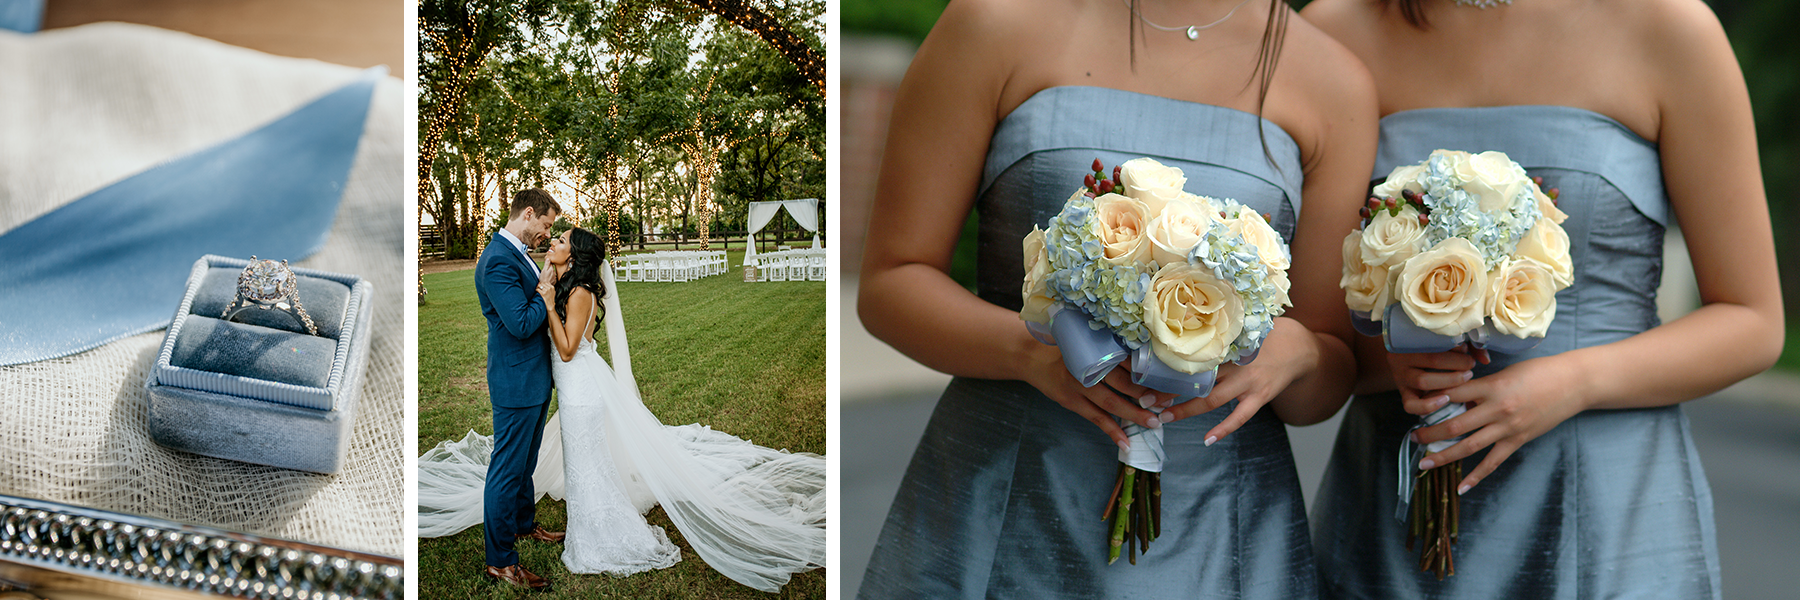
[475,188,565,590]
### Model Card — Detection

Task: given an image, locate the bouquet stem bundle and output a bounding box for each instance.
[1102,463,1161,564]
[1406,460,1462,580]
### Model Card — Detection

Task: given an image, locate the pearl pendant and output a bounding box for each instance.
[1185,26,1200,40]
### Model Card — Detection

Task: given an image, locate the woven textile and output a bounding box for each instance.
[0,23,402,556]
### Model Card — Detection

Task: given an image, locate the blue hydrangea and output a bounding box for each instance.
[1414,152,1543,265]
[1039,186,1287,362]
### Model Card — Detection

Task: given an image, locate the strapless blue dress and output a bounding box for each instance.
[858,86,1318,599]
[1310,106,1721,599]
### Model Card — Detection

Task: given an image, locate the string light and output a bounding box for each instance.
[687,0,824,93]
[419,0,825,272]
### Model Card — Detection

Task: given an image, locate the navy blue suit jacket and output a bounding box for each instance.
[474,232,553,409]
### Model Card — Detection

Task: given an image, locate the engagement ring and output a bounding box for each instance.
[222,257,318,336]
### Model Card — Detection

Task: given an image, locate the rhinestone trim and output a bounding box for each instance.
[0,496,400,600]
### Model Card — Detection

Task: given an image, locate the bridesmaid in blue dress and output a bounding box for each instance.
[856,0,1377,597]
[1300,0,1781,598]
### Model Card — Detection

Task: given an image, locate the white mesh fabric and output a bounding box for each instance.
[0,23,403,556]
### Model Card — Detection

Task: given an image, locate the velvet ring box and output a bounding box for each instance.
[144,255,374,474]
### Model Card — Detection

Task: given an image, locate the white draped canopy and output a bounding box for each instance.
[744,199,820,261]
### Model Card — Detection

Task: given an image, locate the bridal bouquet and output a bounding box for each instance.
[1338,149,1572,579]
[1020,158,1291,565]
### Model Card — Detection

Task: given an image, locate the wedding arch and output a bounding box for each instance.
[744,198,820,261]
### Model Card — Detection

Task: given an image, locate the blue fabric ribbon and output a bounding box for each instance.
[0,69,381,366]
[1047,305,1129,388]
[1374,302,1542,520]
[1129,343,1216,399]
[0,0,43,33]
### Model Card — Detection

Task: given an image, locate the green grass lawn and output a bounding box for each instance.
[417,249,825,599]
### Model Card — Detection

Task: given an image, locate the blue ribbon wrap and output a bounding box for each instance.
[0,69,382,365]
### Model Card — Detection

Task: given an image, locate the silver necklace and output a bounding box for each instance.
[1453,0,1513,8]
[1125,0,1256,41]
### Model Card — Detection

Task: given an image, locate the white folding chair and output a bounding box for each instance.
[763,255,784,281]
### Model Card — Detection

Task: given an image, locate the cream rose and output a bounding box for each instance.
[1144,262,1244,374]
[1146,197,1215,267]
[1225,206,1290,271]
[1020,226,1055,324]
[1487,257,1559,338]
[1395,237,1490,336]
[1455,151,1528,213]
[1372,163,1427,200]
[1360,205,1426,267]
[1092,193,1154,266]
[1533,185,1569,225]
[1119,158,1187,215]
[1340,230,1392,316]
[1513,216,1573,289]
[1222,206,1291,305]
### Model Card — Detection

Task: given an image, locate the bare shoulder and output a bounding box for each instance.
[1613,0,1729,52]
[1297,0,1380,49]
[1604,0,1740,108]
[918,0,1056,71]
[1271,10,1378,165]
[1279,12,1376,108]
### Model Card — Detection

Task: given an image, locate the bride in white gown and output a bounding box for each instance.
[418,227,826,593]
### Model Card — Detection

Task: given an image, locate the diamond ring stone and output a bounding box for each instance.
[222,257,318,336]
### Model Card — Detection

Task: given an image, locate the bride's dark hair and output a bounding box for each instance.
[554,227,608,338]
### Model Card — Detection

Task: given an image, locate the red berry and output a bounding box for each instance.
[1418,214,1429,226]
[1092,158,1105,173]
[1085,174,1097,189]
[1547,188,1560,200]
[1532,176,1545,186]
[1386,197,1400,210]
[1367,197,1381,209]
[1112,166,1122,181]
[1262,212,1272,223]
[1401,189,1418,202]
[1097,180,1115,194]
[1360,207,1372,219]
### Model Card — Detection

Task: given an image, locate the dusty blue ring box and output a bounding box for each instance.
[145,255,373,473]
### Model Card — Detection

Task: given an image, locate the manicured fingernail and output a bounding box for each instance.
[1419,458,1436,470]
[1431,395,1450,408]
[1145,418,1161,429]
[1410,431,1421,443]
[1158,412,1175,424]
[1138,394,1155,408]
[1461,371,1474,381]
[1457,484,1471,495]
[1117,440,1131,452]
[1204,435,1218,446]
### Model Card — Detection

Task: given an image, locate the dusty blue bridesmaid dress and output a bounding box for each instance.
[858,86,1318,599]
[1311,106,1721,599]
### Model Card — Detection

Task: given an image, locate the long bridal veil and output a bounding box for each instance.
[417,262,825,592]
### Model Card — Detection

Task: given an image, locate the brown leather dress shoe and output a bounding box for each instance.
[519,525,566,544]
[485,563,550,590]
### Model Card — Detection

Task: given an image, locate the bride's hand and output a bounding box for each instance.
[1022,343,1175,451]
[536,280,555,303]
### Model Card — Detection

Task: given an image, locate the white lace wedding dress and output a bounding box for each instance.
[418,262,826,592]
